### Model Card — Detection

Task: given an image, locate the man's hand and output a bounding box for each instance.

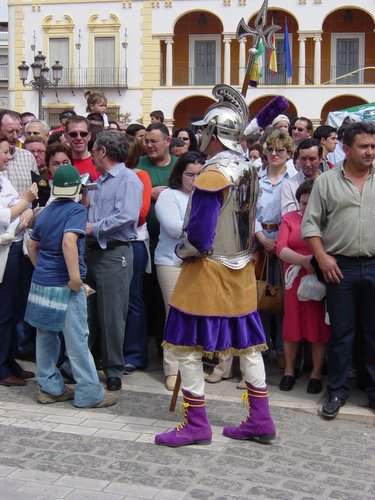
[86,222,93,236]
[151,186,166,201]
[68,277,83,292]
[18,208,34,231]
[316,253,343,283]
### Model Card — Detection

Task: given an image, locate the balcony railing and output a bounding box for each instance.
[56,67,127,88]
[0,65,8,80]
[164,63,304,86]
[161,63,374,87]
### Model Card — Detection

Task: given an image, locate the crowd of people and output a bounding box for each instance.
[0,86,374,441]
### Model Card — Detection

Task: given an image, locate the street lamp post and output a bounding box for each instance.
[18,51,63,120]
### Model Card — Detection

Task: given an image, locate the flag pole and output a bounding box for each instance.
[236,0,280,96]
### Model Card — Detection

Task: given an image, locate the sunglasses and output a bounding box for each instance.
[266,146,287,155]
[67,131,90,138]
[292,126,306,133]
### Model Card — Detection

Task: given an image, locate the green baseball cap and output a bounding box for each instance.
[52,164,81,198]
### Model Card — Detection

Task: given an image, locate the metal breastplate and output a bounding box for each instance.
[205,157,259,269]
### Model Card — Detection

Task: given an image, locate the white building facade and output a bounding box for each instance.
[7,0,375,129]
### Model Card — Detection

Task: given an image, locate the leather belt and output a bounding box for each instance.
[86,240,130,250]
[261,223,280,232]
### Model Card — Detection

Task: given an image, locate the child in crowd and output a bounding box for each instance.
[85,91,109,128]
[25,165,116,408]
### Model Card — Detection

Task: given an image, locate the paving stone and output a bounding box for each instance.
[16,481,73,497]
[0,465,16,477]
[282,479,325,496]
[265,465,315,481]
[153,489,187,500]
[64,489,123,500]
[104,481,159,498]
[188,488,214,499]
[302,461,347,475]
[55,475,109,490]
[247,485,294,499]
[9,469,62,483]
[199,476,245,492]
[0,478,27,491]
[215,495,252,500]
[328,491,375,500]
[155,465,197,479]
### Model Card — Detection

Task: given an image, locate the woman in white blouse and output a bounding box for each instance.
[255,130,297,368]
[155,151,204,390]
[0,133,38,386]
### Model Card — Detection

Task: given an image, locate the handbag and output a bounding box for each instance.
[256,253,284,314]
[297,273,326,301]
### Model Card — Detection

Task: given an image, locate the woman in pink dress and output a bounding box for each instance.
[276,180,330,394]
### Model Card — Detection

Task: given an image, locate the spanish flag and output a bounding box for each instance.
[269,33,278,76]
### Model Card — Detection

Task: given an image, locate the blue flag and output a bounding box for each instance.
[284,21,293,78]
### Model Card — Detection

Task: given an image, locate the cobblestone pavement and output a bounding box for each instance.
[0,355,374,500]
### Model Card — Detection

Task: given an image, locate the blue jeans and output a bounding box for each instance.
[124,241,148,368]
[36,287,104,407]
[326,255,375,403]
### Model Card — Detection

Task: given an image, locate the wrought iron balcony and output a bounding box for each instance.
[161,62,375,87]
[56,67,128,88]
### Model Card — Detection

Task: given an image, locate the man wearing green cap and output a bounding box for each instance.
[26,165,116,408]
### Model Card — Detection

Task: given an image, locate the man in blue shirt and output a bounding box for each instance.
[85,130,143,391]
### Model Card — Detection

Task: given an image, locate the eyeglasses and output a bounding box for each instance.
[266,146,287,155]
[67,131,90,138]
[292,126,306,133]
[144,138,164,146]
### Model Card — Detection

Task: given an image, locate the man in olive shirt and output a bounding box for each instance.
[138,122,177,352]
[302,121,375,419]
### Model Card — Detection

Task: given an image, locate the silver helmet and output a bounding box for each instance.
[192,84,248,154]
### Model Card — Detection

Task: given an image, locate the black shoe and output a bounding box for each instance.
[306,378,322,394]
[124,363,137,375]
[321,395,345,419]
[106,377,122,391]
[279,375,295,391]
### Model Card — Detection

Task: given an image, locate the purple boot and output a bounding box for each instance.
[223,382,276,444]
[155,390,212,447]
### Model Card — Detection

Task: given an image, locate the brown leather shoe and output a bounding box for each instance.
[0,375,27,387]
[18,370,35,379]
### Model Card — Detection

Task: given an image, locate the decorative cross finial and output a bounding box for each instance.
[236,0,280,95]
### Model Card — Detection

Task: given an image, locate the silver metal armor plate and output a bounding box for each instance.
[206,156,259,269]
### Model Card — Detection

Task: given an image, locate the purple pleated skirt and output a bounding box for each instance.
[163,306,267,356]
